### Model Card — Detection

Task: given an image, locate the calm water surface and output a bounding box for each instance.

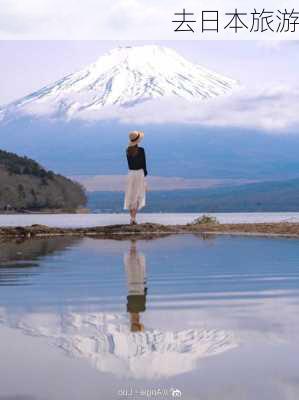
[0,234,298,400]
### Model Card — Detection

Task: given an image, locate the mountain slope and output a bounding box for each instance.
[0,149,86,210]
[0,45,237,121]
[88,178,299,213]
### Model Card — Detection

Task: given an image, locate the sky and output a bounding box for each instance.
[0,40,298,105]
[1,0,299,40]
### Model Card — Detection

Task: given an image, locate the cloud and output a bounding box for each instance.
[75,84,299,133]
[0,0,162,39]
[257,40,299,50]
[8,83,299,134]
[1,0,299,39]
[3,74,298,134]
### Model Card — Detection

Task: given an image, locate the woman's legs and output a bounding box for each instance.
[129,208,137,224]
[129,201,139,224]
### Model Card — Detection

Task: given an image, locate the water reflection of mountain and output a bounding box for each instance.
[0,235,298,397]
[0,239,238,379]
[1,310,238,379]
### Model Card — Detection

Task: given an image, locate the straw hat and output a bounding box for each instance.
[128,130,144,147]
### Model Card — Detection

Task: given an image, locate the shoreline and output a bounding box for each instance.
[1,222,299,240]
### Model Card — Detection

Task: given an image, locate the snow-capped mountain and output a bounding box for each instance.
[0,45,237,121]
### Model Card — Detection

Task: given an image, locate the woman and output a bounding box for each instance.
[124,130,147,225]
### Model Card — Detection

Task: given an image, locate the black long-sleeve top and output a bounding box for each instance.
[126,146,148,177]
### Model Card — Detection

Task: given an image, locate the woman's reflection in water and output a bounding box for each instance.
[123,240,147,332]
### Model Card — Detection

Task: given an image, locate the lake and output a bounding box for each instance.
[0,234,298,400]
[1,211,299,227]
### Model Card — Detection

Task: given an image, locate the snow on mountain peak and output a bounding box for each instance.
[0,45,238,121]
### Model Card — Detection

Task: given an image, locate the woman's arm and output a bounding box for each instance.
[141,148,148,177]
[126,149,132,170]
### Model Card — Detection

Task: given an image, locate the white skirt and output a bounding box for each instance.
[124,169,146,210]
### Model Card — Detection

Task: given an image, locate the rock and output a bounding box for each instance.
[1,222,299,240]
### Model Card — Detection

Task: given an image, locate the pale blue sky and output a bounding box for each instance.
[0,40,298,105]
[1,0,298,41]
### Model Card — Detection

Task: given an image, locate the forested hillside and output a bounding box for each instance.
[0,149,86,211]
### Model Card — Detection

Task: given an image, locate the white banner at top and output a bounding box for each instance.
[0,0,299,40]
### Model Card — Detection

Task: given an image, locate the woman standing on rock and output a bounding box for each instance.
[124,130,147,225]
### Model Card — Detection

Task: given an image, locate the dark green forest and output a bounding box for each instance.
[0,149,86,211]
